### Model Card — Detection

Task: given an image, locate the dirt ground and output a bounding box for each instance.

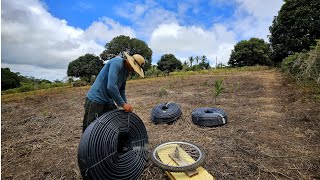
[2,69,320,180]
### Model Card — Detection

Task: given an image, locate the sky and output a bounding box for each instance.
[1,0,284,81]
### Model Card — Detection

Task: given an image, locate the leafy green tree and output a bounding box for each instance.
[157,54,183,74]
[100,35,153,70]
[228,38,272,67]
[269,0,320,64]
[67,54,103,83]
[201,55,206,64]
[199,55,210,69]
[1,68,21,90]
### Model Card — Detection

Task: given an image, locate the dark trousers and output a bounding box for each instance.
[82,98,117,132]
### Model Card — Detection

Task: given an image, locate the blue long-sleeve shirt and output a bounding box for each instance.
[87,56,128,107]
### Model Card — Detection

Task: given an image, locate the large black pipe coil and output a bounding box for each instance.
[78,109,148,180]
[192,108,227,127]
[151,102,182,124]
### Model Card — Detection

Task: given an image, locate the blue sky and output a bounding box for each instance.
[2,0,283,81]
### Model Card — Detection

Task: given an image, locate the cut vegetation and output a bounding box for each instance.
[2,68,320,179]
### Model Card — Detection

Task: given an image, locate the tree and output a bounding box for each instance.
[100,35,153,71]
[228,38,272,67]
[195,56,199,65]
[1,68,21,90]
[269,0,320,65]
[199,55,210,69]
[67,54,103,83]
[201,55,206,64]
[188,56,194,67]
[157,54,183,74]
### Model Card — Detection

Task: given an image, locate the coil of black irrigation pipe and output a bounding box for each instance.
[151,102,182,124]
[78,109,148,180]
[192,108,228,127]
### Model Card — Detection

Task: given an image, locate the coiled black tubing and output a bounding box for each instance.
[192,108,228,127]
[78,109,148,180]
[151,102,182,124]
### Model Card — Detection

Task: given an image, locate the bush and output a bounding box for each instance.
[2,82,71,94]
[72,80,88,87]
[19,85,35,92]
[282,41,320,85]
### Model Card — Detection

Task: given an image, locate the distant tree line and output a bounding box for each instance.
[186,55,210,70]
[67,35,212,82]
[1,68,65,93]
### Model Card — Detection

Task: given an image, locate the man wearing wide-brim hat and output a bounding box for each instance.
[82,52,145,132]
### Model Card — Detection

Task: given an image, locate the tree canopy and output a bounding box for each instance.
[1,68,21,90]
[67,54,103,82]
[157,54,183,73]
[269,0,320,64]
[228,38,271,67]
[100,35,153,70]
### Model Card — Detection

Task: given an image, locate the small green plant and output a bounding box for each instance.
[159,86,168,97]
[213,79,225,104]
[42,109,49,117]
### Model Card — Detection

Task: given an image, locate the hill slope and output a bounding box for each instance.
[2,69,320,179]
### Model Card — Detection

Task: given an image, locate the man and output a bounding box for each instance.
[82,52,145,132]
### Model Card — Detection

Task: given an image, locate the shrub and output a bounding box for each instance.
[282,41,320,85]
[19,85,35,92]
[159,86,168,97]
[72,80,88,87]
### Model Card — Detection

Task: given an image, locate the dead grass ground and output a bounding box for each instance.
[1,69,320,179]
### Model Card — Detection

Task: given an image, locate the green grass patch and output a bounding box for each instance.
[2,82,71,95]
[171,65,271,76]
[1,85,78,103]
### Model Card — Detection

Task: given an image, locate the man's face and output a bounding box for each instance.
[125,59,135,72]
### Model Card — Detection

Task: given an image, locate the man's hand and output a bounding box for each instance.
[122,103,133,112]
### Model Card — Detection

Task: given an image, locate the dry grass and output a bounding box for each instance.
[1,69,320,179]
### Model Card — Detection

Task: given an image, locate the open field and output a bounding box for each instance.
[2,68,320,179]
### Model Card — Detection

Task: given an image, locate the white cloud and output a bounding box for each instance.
[149,23,236,66]
[116,1,178,38]
[1,0,136,81]
[236,0,283,18]
[231,0,283,40]
[83,17,136,44]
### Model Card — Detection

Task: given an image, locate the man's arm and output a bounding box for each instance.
[119,81,127,103]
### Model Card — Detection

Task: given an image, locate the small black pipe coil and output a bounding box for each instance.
[151,102,182,124]
[78,109,148,180]
[192,108,227,127]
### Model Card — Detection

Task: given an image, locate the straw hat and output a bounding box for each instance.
[124,52,145,78]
